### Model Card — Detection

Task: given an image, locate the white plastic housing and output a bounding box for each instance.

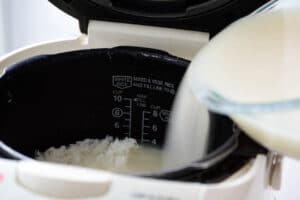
[0,21,273,200]
[0,156,271,200]
[17,161,111,199]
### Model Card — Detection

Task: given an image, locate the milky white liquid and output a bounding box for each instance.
[183,3,300,158]
[163,76,210,169]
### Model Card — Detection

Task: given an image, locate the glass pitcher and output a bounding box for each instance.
[183,0,300,158]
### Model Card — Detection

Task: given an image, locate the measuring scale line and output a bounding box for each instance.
[141,111,151,144]
[123,98,132,137]
[142,139,151,143]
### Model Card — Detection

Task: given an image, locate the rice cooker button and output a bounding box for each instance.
[16,161,111,198]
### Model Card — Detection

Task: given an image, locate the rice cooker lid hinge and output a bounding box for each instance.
[48,0,271,36]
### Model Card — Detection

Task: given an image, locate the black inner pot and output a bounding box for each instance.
[0,46,245,182]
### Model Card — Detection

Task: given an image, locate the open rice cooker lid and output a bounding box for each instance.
[49,0,270,36]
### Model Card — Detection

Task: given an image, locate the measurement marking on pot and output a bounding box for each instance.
[141,111,151,144]
[112,108,123,118]
[142,139,151,143]
[143,116,149,120]
[159,110,170,122]
[124,98,132,137]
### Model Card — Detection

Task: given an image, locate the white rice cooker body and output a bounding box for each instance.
[0,21,277,200]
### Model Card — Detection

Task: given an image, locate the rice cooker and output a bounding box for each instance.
[0,0,284,199]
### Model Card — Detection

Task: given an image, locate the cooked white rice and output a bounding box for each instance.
[35,136,162,174]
